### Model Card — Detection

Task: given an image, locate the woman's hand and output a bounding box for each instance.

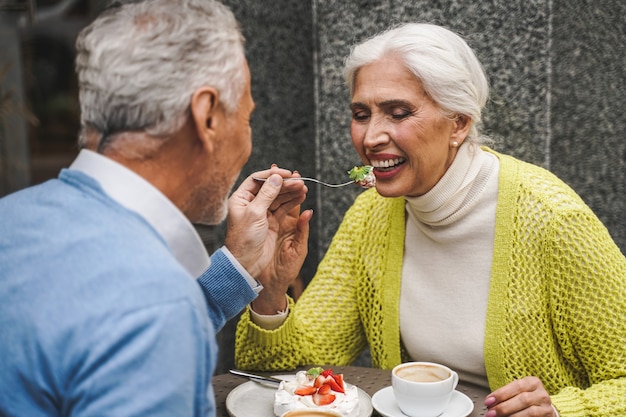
[485,376,556,417]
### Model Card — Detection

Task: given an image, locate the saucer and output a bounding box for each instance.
[371,386,473,417]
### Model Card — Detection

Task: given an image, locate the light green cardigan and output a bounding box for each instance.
[235,149,626,417]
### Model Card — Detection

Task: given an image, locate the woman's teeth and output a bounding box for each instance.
[371,158,405,171]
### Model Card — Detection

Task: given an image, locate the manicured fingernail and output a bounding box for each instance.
[484,396,496,407]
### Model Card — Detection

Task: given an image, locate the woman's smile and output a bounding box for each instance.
[370,157,406,170]
[368,155,407,180]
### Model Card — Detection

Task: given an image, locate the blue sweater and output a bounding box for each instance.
[0,169,254,416]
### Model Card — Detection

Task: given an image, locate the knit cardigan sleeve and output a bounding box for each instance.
[485,151,626,417]
[234,189,407,371]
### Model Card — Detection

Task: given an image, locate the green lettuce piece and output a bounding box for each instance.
[306,367,324,378]
[347,165,373,182]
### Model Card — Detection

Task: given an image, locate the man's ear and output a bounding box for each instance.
[190,86,221,153]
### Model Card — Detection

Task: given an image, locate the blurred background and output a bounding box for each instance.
[1,0,625,373]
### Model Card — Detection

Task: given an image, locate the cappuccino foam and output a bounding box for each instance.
[394,364,450,383]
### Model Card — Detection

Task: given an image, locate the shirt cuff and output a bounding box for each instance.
[249,294,290,330]
[220,246,263,294]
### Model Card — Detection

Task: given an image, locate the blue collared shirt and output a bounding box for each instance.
[0,150,257,416]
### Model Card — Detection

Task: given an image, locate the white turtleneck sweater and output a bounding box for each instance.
[401,143,499,388]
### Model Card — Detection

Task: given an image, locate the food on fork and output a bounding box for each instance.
[274,367,359,417]
[347,165,376,188]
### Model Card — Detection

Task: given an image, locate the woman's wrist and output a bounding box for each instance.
[249,294,290,330]
[251,288,289,315]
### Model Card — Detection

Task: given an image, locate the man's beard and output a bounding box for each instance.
[192,189,228,226]
[189,174,234,226]
[195,196,228,225]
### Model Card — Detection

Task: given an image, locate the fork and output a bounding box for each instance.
[252,176,354,188]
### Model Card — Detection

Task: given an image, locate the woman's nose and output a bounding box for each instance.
[363,121,389,148]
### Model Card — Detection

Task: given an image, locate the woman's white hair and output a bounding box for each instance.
[75,0,246,150]
[344,23,490,143]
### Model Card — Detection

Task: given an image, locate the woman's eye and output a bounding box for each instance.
[391,110,412,120]
[352,112,370,121]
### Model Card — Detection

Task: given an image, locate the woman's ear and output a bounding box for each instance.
[190,86,221,152]
[451,114,471,143]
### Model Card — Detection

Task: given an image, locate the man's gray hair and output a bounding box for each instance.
[75,0,246,150]
[344,23,490,143]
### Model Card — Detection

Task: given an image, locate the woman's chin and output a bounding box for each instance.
[373,184,406,198]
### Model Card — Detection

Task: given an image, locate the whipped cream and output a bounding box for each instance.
[273,371,359,417]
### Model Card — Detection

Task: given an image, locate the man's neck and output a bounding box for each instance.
[102,128,200,218]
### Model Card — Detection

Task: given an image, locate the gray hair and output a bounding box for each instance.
[75,0,246,150]
[344,23,489,143]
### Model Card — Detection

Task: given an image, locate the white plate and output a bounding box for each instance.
[225,374,373,417]
[371,386,473,417]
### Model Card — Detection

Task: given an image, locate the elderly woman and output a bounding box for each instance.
[235,23,626,417]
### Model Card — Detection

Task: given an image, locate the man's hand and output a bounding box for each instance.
[225,166,309,280]
[251,197,312,314]
[485,376,556,417]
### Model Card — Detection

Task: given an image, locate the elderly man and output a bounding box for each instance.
[0,0,311,416]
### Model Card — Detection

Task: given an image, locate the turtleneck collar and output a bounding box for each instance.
[404,143,496,226]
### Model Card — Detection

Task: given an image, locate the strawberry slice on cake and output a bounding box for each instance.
[273,367,359,417]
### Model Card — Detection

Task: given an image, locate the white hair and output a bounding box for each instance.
[344,23,490,143]
[75,0,246,150]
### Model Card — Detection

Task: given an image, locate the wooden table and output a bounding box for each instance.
[213,365,490,417]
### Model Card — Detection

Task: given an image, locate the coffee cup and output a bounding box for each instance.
[391,361,459,417]
[280,410,342,417]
